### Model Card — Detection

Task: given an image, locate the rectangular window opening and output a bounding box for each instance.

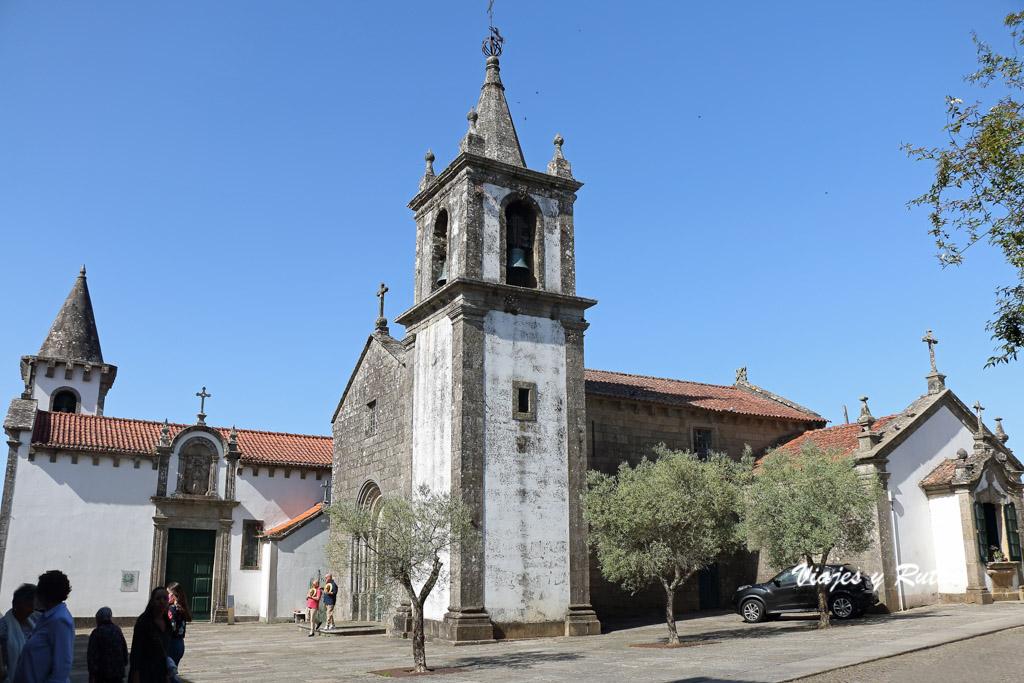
[241,519,263,570]
[693,428,713,459]
[367,400,377,435]
[513,381,537,421]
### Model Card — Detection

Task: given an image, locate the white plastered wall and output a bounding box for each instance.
[927,494,969,593]
[482,311,570,623]
[411,316,453,621]
[258,519,327,621]
[31,363,101,415]
[231,468,326,617]
[480,184,561,289]
[887,405,975,606]
[1,443,156,619]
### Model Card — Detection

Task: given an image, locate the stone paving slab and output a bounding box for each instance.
[63,602,1024,682]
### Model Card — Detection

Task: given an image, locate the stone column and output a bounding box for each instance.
[562,320,600,636]
[0,431,23,592]
[958,490,993,604]
[213,519,234,621]
[441,303,493,642]
[150,516,170,592]
[155,446,171,497]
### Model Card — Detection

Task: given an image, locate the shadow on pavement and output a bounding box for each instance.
[449,650,582,670]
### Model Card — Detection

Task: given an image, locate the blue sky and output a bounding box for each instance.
[1,1,1021,458]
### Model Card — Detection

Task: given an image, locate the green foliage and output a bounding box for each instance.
[327,485,475,604]
[744,442,881,572]
[904,12,1024,365]
[583,446,752,594]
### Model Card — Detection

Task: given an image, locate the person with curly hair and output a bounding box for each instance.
[12,570,73,682]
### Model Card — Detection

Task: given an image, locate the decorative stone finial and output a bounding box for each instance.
[857,396,880,451]
[419,148,436,192]
[460,108,485,155]
[229,425,238,444]
[923,329,946,394]
[857,396,875,429]
[954,447,970,482]
[547,133,573,178]
[159,419,171,448]
[79,265,87,277]
[468,108,478,131]
[735,366,748,383]
[996,417,1009,444]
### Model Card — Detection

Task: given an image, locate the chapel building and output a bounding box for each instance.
[1,267,332,623]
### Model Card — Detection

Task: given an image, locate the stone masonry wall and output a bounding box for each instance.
[584,394,818,618]
[331,335,413,617]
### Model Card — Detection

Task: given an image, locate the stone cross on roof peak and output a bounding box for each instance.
[196,386,211,425]
[972,400,985,432]
[375,283,390,334]
[922,329,939,372]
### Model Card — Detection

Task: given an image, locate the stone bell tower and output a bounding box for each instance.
[393,32,600,641]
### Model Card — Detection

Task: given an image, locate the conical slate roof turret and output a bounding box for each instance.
[38,266,104,363]
[474,55,526,167]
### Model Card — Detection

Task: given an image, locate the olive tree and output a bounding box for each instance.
[904,12,1024,365]
[582,446,751,644]
[744,443,881,628]
[328,485,474,673]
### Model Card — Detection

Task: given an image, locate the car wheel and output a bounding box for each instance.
[829,594,855,620]
[740,599,766,623]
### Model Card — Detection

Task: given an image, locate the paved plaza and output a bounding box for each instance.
[64,602,1024,682]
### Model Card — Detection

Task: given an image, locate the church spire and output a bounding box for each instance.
[38,265,104,363]
[473,27,525,167]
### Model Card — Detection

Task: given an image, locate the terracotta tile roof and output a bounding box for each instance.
[584,369,825,423]
[920,453,986,487]
[31,411,332,468]
[772,416,899,459]
[263,503,323,537]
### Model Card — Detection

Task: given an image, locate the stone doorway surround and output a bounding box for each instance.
[150,496,238,622]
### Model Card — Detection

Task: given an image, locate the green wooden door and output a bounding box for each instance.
[165,529,216,621]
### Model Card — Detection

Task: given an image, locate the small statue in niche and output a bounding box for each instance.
[177,440,212,495]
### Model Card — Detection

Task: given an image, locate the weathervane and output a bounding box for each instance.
[482,0,503,57]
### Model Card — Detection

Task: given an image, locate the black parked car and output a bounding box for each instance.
[732,564,878,623]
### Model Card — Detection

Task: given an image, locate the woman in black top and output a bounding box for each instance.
[129,587,171,683]
[165,583,191,668]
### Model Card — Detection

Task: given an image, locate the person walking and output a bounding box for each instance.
[12,570,73,683]
[128,587,171,683]
[0,584,37,683]
[87,607,127,683]
[164,584,190,669]
[305,581,321,637]
[321,574,337,631]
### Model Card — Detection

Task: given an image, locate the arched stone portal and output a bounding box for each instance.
[351,481,383,621]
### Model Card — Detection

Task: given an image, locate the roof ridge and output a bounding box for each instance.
[585,368,734,390]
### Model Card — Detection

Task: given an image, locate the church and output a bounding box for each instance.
[8,37,1015,639]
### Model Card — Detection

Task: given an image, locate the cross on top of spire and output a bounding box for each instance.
[376,283,388,318]
[922,329,939,373]
[483,1,503,57]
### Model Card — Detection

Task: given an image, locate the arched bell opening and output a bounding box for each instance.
[504,201,538,289]
[50,387,80,414]
[431,209,449,291]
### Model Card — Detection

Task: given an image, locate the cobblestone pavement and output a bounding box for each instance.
[64,602,1024,682]
[797,625,1024,682]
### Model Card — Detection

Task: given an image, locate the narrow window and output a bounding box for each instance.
[367,400,378,435]
[51,390,78,414]
[693,428,713,458]
[431,209,449,291]
[241,520,263,570]
[505,201,537,288]
[1005,503,1022,562]
[512,381,536,421]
